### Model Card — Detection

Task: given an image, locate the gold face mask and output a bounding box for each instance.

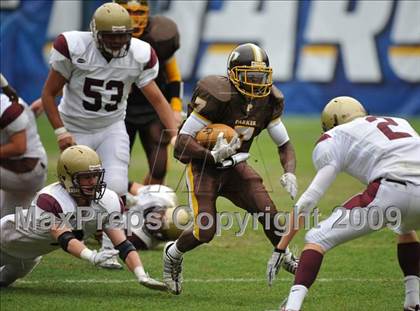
[119,0,149,37]
[229,65,273,98]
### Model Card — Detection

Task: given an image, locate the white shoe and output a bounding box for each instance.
[282,248,299,275]
[98,255,123,270]
[163,242,183,295]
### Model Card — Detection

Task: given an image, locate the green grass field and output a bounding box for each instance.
[1,116,419,311]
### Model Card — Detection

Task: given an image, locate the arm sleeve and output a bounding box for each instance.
[179,113,210,136]
[136,47,159,89]
[267,118,290,147]
[296,164,339,214]
[0,100,27,133]
[49,34,72,80]
[6,112,28,134]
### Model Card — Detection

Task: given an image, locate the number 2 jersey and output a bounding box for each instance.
[49,31,159,133]
[314,116,420,185]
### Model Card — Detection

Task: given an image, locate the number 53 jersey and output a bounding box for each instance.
[314,116,420,185]
[49,31,159,133]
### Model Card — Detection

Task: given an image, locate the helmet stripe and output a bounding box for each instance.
[250,43,263,62]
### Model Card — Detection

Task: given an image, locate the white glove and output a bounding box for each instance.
[210,133,241,163]
[216,152,250,170]
[135,266,168,291]
[80,248,119,266]
[266,248,285,287]
[266,247,298,286]
[280,172,298,200]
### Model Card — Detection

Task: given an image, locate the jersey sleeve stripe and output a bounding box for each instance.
[0,102,24,129]
[36,193,64,218]
[53,34,70,59]
[315,133,331,145]
[145,46,158,69]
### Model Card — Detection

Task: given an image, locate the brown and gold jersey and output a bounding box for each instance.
[188,75,284,152]
[126,16,180,124]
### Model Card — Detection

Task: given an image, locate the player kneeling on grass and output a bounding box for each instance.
[266,97,420,311]
[0,145,167,291]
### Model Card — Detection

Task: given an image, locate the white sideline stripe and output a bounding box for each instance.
[17,277,400,284]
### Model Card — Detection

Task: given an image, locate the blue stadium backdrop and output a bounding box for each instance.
[1,0,419,115]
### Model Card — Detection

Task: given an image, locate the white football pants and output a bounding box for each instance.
[71,120,129,196]
[305,179,420,251]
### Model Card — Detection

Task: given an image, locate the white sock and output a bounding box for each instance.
[404,275,420,308]
[167,241,183,260]
[285,284,308,311]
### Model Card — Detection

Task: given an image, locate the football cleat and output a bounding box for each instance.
[279,297,301,311]
[98,254,123,270]
[282,248,299,275]
[163,241,183,295]
[404,305,420,311]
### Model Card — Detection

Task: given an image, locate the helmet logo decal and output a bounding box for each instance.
[251,61,266,68]
[111,25,127,31]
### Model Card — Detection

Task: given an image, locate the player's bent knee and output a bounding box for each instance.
[304,228,334,252]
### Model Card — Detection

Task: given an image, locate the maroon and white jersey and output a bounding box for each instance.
[49,31,159,132]
[314,116,420,185]
[0,94,46,160]
[0,183,123,259]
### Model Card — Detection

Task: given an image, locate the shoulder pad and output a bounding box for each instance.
[62,31,93,58]
[270,85,284,103]
[197,75,235,103]
[148,16,179,43]
[130,38,153,64]
[270,85,285,116]
[100,189,123,214]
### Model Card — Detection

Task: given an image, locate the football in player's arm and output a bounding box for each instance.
[267,97,420,311]
[0,145,166,291]
[161,43,298,295]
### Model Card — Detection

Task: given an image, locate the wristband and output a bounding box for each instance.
[274,248,285,253]
[80,248,94,261]
[54,127,68,137]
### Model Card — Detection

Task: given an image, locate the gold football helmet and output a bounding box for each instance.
[57,145,106,201]
[161,206,192,240]
[138,185,192,241]
[90,2,133,58]
[321,96,367,132]
[228,43,273,98]
[114,0,149,37]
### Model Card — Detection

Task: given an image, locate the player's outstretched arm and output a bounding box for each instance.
[278,141,298,200]
[105,228,168,291]
[50,226,118,265]
[42,69,75,151]
[267,164,338,284]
